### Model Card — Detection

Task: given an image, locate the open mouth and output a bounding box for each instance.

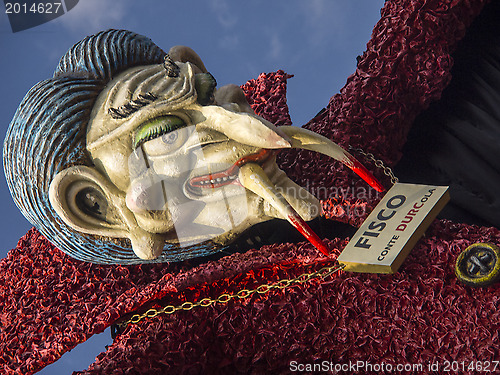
[189,148,276,189]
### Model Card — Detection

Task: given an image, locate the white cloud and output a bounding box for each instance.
[55,0,129,33]
[209,0,237,29]
[298,0,345,46]
[218,34,239,50]
[268,33,283,61]
[306,0,326,20]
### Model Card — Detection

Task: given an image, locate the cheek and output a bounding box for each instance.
[93,152,131,191]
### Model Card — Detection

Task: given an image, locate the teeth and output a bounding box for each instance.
[193,173,237,187]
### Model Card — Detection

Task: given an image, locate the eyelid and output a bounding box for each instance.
[184,127,229,151]
[134,115,187,149]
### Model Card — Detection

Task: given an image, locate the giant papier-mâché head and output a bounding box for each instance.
[3,30,383,264]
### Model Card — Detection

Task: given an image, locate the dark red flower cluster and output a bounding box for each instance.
[241,70,293,128]
[0,227,341,374]
[277,0,489,213]
[75,220,500,374]
[0,229,177,374]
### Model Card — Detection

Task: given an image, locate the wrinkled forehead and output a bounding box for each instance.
[87,62,197,151]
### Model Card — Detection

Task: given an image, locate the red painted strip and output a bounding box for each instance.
[287,214,330,256]
[349,157,386,192]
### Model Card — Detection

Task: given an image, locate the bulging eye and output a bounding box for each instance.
[161,132,178,145]
[143,127,192,156]
[134,115,190,156]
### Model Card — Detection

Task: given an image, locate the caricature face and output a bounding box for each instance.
[75,61,320,259]
[49,58,383,261]
[91,100,304,249]
[123,114,282,239]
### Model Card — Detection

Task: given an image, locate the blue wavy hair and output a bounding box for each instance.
[3,29,220,264]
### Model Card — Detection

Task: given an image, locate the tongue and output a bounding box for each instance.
[190,149,275,189]
[238,162,330,256]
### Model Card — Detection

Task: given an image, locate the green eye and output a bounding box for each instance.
[134,115,186,149]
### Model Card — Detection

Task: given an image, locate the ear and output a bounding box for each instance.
[49,166,167,260]
[49,165,128,238]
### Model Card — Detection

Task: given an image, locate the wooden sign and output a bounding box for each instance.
[338,183,450,273]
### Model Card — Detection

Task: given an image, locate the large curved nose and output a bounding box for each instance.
[196,104,292,149]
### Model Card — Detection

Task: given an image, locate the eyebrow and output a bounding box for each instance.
[108,92,158,119]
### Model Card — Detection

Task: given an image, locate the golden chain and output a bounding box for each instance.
[349,147,399,185]
[116,263,345,330]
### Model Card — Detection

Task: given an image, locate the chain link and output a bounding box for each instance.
[349,147,399,185]
[112,146,393,333]
[115,263,345,330]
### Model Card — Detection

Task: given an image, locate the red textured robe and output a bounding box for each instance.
[1,0,499,374]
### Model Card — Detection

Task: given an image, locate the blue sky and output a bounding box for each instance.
[0,0,384,372]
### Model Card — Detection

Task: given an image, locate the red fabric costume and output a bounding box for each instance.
[1,0,499,374]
